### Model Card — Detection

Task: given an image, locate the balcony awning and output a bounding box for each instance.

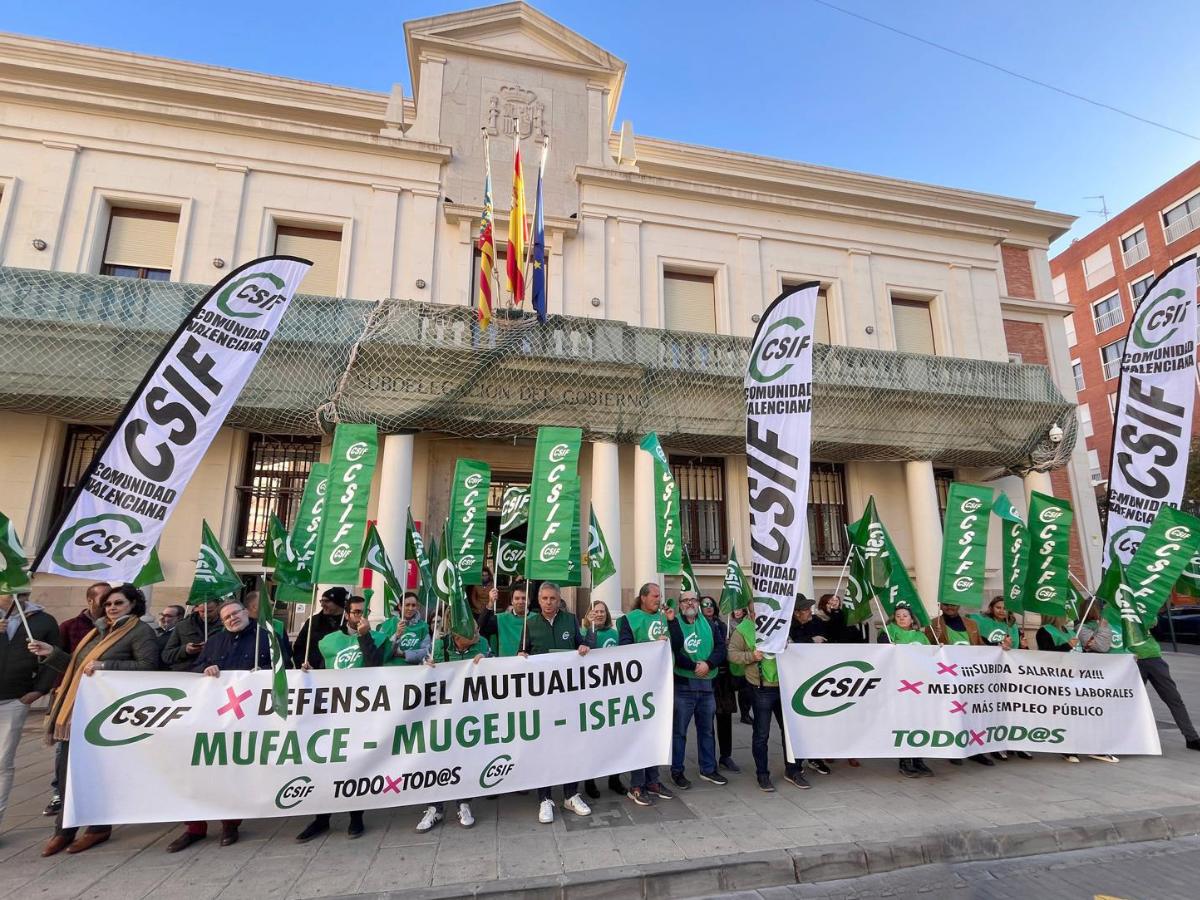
[0,267,1075,471]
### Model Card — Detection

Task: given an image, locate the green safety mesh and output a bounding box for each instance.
[0,266,1075,472]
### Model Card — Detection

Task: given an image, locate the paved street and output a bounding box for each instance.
[3,652,1200,899]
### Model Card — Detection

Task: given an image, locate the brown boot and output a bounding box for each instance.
[41,834,71,857]
[220,823,239,847]
[66,830,110,854]
[166,830,205,853]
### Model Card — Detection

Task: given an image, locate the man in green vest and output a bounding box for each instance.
[618,582,676,806]
[667,592,728,790]
[522,582,593,824]
[1130,623,1200,751]
[295,596,383,842]
[478,581,530,657]
[376,591,431,665]
[727,598,809,792]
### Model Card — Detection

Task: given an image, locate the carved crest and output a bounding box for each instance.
[483,85,546,140]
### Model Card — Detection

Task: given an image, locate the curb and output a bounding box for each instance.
[337,805,1200,900]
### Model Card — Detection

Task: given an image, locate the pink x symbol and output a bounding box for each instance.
[969,729,986,746]
[937,662,958,676]
[217,686,253,720]
[949,701,967,714]
[898,680,923,695]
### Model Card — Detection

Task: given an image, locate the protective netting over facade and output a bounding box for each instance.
[0,267,1075,471]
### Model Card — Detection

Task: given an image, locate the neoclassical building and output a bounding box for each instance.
[0,2,1099,623]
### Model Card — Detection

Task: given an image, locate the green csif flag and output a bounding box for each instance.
[559,478,583,588]
[187,521,242,606]
[719,546,752,616]
[937,483,992,611]
[262,615,289,720]
[680,546,698,595]
[844,547,873,626]
[992,492,1029,614]
[848,498,929,628]
[360,523,404,603]
[405,508,436,615]
[1124,505,1200,625]
[586,504,617,588]
[316,424,378,586]
[638,433,682,575]
[0,513,30,595]
[499,486,530,535]
[526,426,582,582]
[1176,551,1200,599]
[1097,559,1155,657]
[448,459,491,586]
[435,520,475,641]
[131,544,165,589]
[278,463,328,603]
[496,539,526,577]
[1024,491,1073,618]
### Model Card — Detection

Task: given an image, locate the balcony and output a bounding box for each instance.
[0,266,1075,470]
[1121,241,1149,268]
[1165,208,1200,243]
[1102,357,1122,381]
[1092,306,1124,334]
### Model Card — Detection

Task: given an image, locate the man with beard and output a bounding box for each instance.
[668,592,727,790]
[292,587,350,669]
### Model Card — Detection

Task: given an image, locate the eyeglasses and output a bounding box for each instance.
[105,600,129,608]
[221,611,246,623]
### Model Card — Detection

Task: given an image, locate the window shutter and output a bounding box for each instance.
[104,208,178,270]
[891,298,936,355]
[275,226,342,296]
[663,272,717,334]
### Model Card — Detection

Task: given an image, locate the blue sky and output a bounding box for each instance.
[10,0,1199,253]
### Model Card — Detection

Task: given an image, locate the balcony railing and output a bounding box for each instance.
[1102,357,1122,380]
[1093,307,1124,333]
[1121,241,1149,268]
[1165,208,1200,243]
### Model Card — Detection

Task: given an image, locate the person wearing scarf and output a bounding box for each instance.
[28,584,158,857]
[667,592,728,790]
[878,604,935,779]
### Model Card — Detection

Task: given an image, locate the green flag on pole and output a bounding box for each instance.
[131,544,165,589]
[405,508,436,616]
[0,513,30,595]
[187,520,242,606]
[1124,505,1200,625]
[844,547,874,626]
[496,539,526,577]
[560,478,583,588]
[435,520,475,641]
[264,515,286,570]
[638,433,682,575]
[525,426,582,582]
[1024,491,1073,618]
[360,523,404,605]
[680,546,698,595]
[586,504,617,588]
[316,424,378,586]
[262,617,289,720]
[278,463,328,603]
[992,492,1029,614]
[1176,551,1200,599]
[1097,559,1157,657]
[719,545,752,616]
[848,498,929,628]
[499,485,530,535]
[936,483,992,611]
[448,459,491,586]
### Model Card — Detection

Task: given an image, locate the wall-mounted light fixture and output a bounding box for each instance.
[415,278,427,289]
[31,239,47,251]
[590,297,601,308]
[212,258,225,269]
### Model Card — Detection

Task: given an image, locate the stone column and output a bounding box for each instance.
[406,55,446,143]
[374,433,414,624]
[206,163,247,280]
[904,460,943,619]
[633,445,657,591]
[26,141,80,271]
[1024,470,1054,505]
[590,441,622,611]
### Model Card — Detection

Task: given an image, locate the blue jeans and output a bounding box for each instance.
[629,766,660,790]
[751,685,799,779]
[671,686,716,774]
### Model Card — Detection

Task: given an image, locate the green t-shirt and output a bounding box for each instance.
[736,617,776,684]
[626,608,669,643]
[972,614,1018,647]
[674,616,716,678]
[886,623,930,645]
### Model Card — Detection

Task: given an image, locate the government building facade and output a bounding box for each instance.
[0,3,1099,622]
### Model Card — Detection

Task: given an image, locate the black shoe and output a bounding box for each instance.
[784,770,811,790]
[219,826,239,847]
[899,760,920,779]
[347,813,364,839]
[913,760,935,777]
[608,774,628,796]
[670,771,691,790]
[809,760,831,775]
[719,756,741,773]
[584,779,601,800]
[1188,739,1200,751]
[647,782,675,800]
[42,796,62,817]
[295,819,330,843]
[166,831,204,853]
[739,713,754,725]
[757,775,776,792]
[1015,750,1034,760]
[948,758,964,766]
[970,754,995,767]
[699,770,728,786]
[628,787,654,807]
[991,751,1009,761]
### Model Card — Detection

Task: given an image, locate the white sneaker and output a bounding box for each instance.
[563,793,592,817]
[1088,754,1120,763]
[457,802,475,828]
[415,806,443,833]
[538,799,555,824]
[1063,754,1080,763]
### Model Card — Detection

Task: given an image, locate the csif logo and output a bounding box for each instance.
[1034,586,1056,602]
[1132,287,1189,350]
[346,441,369,462]
[51,513,147,573]
[500,545,524,567]
[334,645,362,669]
[215,272,287,320]
[1039,506,1064,524]
[479,754,515,789]
[195,543,226,581]
[539,543,561,563]
[275,776,315,809]
[83,687,191,747]
[464,473,483,490]
[1165,525,1192,543]
[458,555,477,572]
[684,633,701,653]
[548,443,570,463]
[748,316,810,384]
[1108,524,1147,562]
[959,497,983,515]
[329,543,353,566]
[663,537,676,557]
[792,661,880,717]
[647,620,668,640]
[952,576,973,593]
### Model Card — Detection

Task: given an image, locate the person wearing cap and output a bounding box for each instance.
[292,587,350,670]
[667,592,728,790]
[878,604,935,778]
[787,597,831,776]
[726,598,809,792]
[926,601,981,646]
[701,595,741,772]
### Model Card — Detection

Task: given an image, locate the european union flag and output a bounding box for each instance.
[530,164,547,323]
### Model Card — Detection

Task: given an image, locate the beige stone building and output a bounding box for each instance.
[0,2,1099,626]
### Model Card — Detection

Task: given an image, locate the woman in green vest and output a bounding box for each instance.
[581,601,619,649]
[973,597,1022,650]
[1035,615,1086,764]
[377,592,431,666]
[878,604,934,779]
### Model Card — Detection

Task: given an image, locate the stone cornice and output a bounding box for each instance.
[443,201,579,235]
[1000,295,1073,317]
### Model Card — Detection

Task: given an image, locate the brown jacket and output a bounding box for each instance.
[925,615,981,646]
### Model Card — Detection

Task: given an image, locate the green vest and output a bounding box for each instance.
[433,635,491,662]
[627,608,669,643]
[391,619,430,666]
[1127,630,1161,660]
[524,611,579,654]
[972,614,1017,647]
[318,630,386,669]
[587,626,619,649]
[886,623,930,645]
[736,618,777,684]
[1108,625,1131,655]
[674,616,716,679]
[495,611,528,657]
[944,627,971,646]
[1042,624,1074,647]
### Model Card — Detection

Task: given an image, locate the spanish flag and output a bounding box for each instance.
[476,140,496,329]
[506,135,527,304]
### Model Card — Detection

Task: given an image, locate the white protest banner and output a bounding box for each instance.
[65,643,671,826]
[34,256,312,583]
[778,644,1160,759]
[744,283,817,652]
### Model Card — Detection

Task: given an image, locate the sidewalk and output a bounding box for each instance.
[3,653,1200,900]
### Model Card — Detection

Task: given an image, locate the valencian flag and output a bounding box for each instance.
[0,512,31,595]
[719,546,752,616]
[506,135,527,304]
[530,140,548,323]
[476,137,497,329]
[186,520,242,606]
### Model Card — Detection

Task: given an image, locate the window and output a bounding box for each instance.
[808,463,849,566]
[1088,449,1103,485]
[934,469,954,522]
[1130,274,1154,305]
[1108,392,1118,416]
[1163,193,1200,243]
[670,456,726,563]
[1100,339,1125,381]
[274,225,341,296]
[782,282,831,343]
[1078,403,1093,438]
[1091,293,1123,333]
[49,425,107,531]
[1121,228,1149,267]
[663,272,717,334]
[101,207,177,280]
[1072,359,1085,393]
[1052,273,1069,305]
[891,297,935,355]
[1064,312,1076,346]
[234,434,322,557]
[1082,246,1115,289]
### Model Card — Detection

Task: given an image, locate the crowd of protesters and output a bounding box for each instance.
[2,577,1197,857]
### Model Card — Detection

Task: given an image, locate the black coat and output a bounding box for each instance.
[161,611,224,671]
[0,605,60,700]
[194,620,293,672]
[293,613,343,669]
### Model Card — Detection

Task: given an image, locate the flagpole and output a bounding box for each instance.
[524,134,548,295]
[1067,570,1098,642]
[830,544,853,601]
[9,593,34,643]
[303,585,319,667]
[510,120,521,310]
